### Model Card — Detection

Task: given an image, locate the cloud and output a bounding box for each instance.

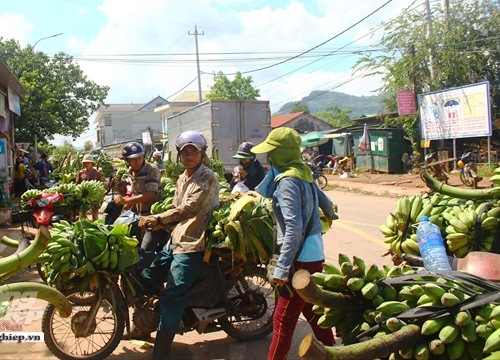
[0,13,34,45]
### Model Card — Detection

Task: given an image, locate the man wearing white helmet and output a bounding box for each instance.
[137,130,219,359]
[152,150,165,170]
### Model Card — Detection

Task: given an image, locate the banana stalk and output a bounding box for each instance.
[298,324,421,360]
[422,171,500,200]
[0,226,51,278]
[0,282,71,318]
[292,269,361,311]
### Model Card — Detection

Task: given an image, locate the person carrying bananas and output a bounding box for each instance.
[251,127,337,360]
[75,154,102,220]
[114,142,165,271]
[136,130,219,358]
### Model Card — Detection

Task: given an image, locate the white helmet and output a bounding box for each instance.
[175,131,207,152]
[153,150,162,158]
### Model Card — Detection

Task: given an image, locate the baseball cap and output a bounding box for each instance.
[251,127,302,154]
[233,142,256,159]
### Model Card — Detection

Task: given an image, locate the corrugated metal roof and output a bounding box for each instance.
[0,59,28,96]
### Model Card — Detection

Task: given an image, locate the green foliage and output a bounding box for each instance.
[0,37,109,146]
[289,101,310,114]
[315,106,353,128]
[278,90,385,118]
[84,141,94,151]
[206,71,260,100]
[354,0,500,142]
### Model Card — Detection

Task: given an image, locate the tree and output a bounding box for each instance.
[354,0,499,146]
[0,38,109,147]
[206,71,260,100]
[315,106,352,128]
[84,141,94,152]
[289,101,310,114]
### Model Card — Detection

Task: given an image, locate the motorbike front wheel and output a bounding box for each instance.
[42,290,124,360]
[315,175,328,189]
[218,266,275,341]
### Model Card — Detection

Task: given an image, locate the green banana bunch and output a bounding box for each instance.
[75,180,106,205]
[380,194,440,257]
[305,254,500,359]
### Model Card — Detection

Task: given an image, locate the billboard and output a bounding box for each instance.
[418,81,491,140]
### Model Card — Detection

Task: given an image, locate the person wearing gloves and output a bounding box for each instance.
[231,141,265,191]
[251,127,337,360]
[137,130,220,359]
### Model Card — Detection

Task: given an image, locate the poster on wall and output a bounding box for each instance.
[7,87,21,116]
[418,81,491,140]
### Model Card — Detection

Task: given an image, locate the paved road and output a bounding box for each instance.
[0,189,402,359]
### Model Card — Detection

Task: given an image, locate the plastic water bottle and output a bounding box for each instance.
[416,216,451,271]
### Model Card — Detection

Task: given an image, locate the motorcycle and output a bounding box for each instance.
[40,215,275,360]
[458,151,482,189]
[15,193,76,281]
[307,161,328,189]
[419,152,449,184]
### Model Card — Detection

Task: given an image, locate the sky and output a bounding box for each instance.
[0,0,420,147]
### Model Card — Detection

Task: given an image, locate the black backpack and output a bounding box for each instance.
[33,161,42,170]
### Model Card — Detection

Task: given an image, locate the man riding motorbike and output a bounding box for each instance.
[137,130,220,359]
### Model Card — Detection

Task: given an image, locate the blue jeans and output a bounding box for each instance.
[141,244,204,332]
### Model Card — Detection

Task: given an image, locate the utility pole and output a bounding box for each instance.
[31,32,63,160]
[424,0,435,83]
[188,26,204,104]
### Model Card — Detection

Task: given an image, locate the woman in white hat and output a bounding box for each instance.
[76,154,101,184]
[76,154,102,220]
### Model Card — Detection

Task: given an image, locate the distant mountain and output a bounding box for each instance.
[277,90,387,118]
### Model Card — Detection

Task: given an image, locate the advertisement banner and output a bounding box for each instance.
[418,82,491,140]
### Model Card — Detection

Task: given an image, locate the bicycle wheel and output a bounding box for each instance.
[315,175,328,189]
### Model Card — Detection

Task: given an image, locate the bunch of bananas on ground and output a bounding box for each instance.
[379,193,449,257]
[380,192,500,259]
[304,254,500,359]
[490,167,500,187]
[37,219,139,286]
[442,200,500,257]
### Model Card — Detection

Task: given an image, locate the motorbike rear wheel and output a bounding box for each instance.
[315,175,328,189]
[218,265,275,341]
[459,170,474,187]
[42,290,124,360]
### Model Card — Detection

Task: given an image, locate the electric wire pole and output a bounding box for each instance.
[189,26,204,103]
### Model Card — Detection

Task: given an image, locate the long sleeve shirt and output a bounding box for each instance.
[157,164,219,254]
[272,177,335,281]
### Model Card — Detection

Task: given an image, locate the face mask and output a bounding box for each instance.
[255,164,281,198]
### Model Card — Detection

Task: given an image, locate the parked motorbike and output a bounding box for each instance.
[419,152,449,184]
[40,215,275,360]
[458,151,482,189]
